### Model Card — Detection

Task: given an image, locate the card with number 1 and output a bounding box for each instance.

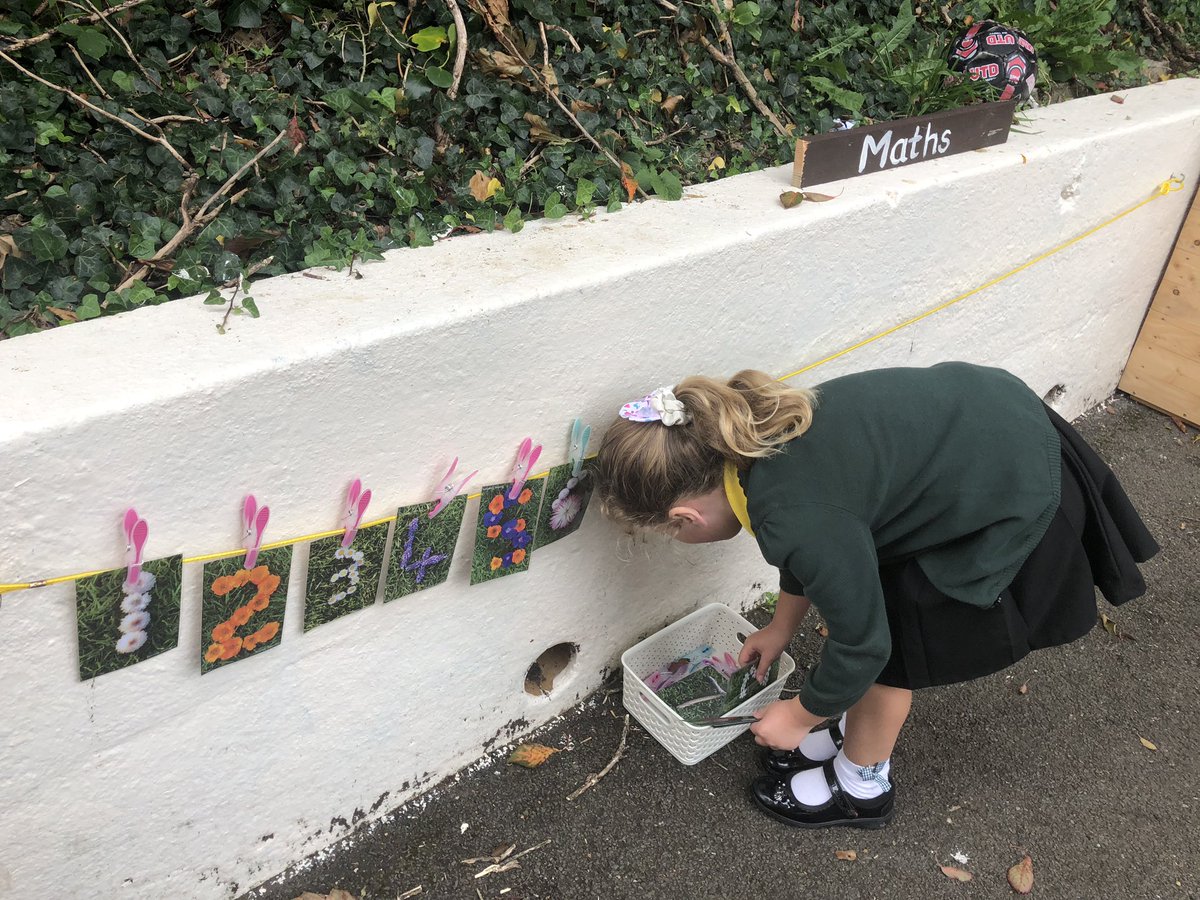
[382,496,467,601]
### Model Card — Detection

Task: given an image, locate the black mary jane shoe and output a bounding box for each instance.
[759,717,845,777]
[750,759,894,830]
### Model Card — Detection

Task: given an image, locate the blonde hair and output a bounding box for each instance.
[595,370,817,529]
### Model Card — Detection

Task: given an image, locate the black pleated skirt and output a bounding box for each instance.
[875,404,1160,691]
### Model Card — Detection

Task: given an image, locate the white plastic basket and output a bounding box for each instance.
[622,602,795,766]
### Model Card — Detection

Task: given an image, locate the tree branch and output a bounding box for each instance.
[116,130,288,291]
[443,0,469,99]
[0,48,191,170]
[0,0,152,53]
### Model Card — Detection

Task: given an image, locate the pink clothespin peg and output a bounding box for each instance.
[122,508,149,592]
[429,457,477,519]
[507,437,543,501]
[242,494,270,569]
[340,478,372,548]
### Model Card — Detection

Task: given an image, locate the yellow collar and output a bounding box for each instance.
[723,461,755,537]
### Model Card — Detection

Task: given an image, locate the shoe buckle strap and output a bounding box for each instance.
[822,759,859,819]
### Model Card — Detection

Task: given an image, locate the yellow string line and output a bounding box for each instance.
[0,175,1184,596]
[776,175,1185,382]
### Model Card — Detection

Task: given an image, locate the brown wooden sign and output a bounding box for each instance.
[792,101,1017,188]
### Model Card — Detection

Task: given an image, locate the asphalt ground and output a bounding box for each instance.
[251,396,1200,900]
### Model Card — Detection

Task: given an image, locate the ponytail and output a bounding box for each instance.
[595,370,817,529]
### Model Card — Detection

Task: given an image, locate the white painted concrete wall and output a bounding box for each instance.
[1,78,1198,899]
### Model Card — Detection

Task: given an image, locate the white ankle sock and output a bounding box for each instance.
[795,712,848,760]
[789,749,892,805]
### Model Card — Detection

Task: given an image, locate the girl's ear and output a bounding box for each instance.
[667,505,704,527]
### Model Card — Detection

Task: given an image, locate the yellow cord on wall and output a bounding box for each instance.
[0,176,1184,595]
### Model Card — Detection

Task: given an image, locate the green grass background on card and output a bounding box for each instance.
[470,479,545,585]
[75,555,183,681]
[303,521,390,631]
[199,545,291,675]
[532,460,596,550]
[384,496,467,602]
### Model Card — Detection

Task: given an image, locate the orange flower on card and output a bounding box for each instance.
[211,576,235,597]
[243,635,260,652]
[204,644,223,663]
[490,556,503,571]
[249,565,270,584]
[230,606,252,627]
[489,494,505,515]
[219,636,243,659]
[515,518,526,532]
[512,548,526,565]
[487,525,501,539]
[518,488,532,505]
[259,573,281,596]
[255,621,280,643]
[249,593,269,612]
[212,621,234,642]
[233,569,251,587]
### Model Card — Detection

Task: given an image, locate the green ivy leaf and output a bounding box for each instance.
[411,26,448,52]
[731,2,761,25]
[503,207,524,233]
[242,297,260,318]
[19,226,68,263]
[575,178,597,208]
[426,67,454,89]
[75,27,111,60]
[544,193,567,219]
[111,71,135,92]
[76,294,102,320]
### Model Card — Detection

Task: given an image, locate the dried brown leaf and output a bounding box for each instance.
[286,115,306,155]
[1139,736,1158,751]
[940,864,974,882]
[779,190,803,209]
[522,112,569,144]
[834,849,857,861]
[47,306,78,322]
[817,624,830,637]
[570,98,598,113]
[620,163,638,202]
[1100,613,1136,641]
[1017,683,1029,695]
[469,170,501,202]
[508,743,559,768]
[1007,855,1034,894]
[802,190,841,202]
[1111,94,1125,104]
[475,48,526,78]
[1169,414,1188,433]
[661,94,686,116]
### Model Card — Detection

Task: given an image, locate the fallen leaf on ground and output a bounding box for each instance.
[1100,613,1136,641]
[802,190,840,202]
[1111,94,1125,104]
[661,94,685,115]
[1140,736,1158,751]
[1007,855,1034,894]
[835,849,857,861]
[1018,683,1029,695]
[779,190,804,209]
[47,306,78,322]
[508,743,559,768]
[940,864,974,882]
[1169,414,1188,433]
[817,624,830,638]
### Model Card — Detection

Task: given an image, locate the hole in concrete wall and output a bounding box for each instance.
[524,643,578,697]
[1042,383,1067,407]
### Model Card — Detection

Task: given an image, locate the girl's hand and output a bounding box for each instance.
[749,698,812,750]
[738,621,791,683]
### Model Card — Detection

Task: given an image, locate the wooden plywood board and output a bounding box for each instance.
[1120,187,1200,427]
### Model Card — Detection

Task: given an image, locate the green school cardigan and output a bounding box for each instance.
[737,362,1061,717]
